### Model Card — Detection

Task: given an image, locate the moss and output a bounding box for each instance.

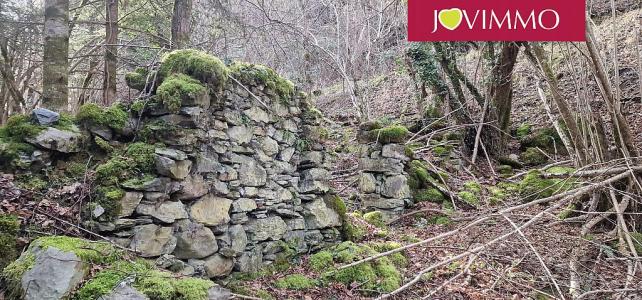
[157,74,207,113]
[546,166,576,175]
[16,175,48,191]
[229,62,295,102]
[433,146,450,157]
[125,67,150,91]
[3,114,44,138]
[458,191,479,207]
[558,204,576,220]
[521,147,548,166]
[414,188,445,203]
[629,232,642,255]
[95,157,130,185]
[342,218,367,242]
[407,160,433,190]
[76,103,128,131]
[0,141,35,165]
[519,170,574,202]
[309,251,334,272]
[173,277,215,300]
[520,127,561,150]
[35,236,121,264]
[159,49,229,89]
[331,262,378,291]
[121,175,158,190]
[274,274,317,290]
[131,100,147,115]
[516,123,532,138]
[253,289,275,300]
[463,181,482,194]
[126,142,156,173]
[0,214,19,271]
[373,257,402,292]
[2,252,35,298]
[66,162,87,178]
[368,125,409,144]
[370,242,407,267]
[139,119,179,143]
[498,165,513,175]
[363,211,385,228]
[488,186,507,205]
[94,136,114,153]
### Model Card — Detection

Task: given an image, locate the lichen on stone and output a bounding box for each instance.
[157,74,207,113]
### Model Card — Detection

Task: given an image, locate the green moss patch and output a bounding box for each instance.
[519,170,575,202]
[520,147,548,166]
[157,74,207,113]
[309,251,334,272]
[274,274,317,290]
[0,214,19,271]
[520,127,561,150]
[76,103,128,131]
[414,188,445,203]
[363,211,385,228]
[367,125,409,144]
[229,62,295,102]
[125,67,151,91]
[159,49,229,90]
[516,123,531,138]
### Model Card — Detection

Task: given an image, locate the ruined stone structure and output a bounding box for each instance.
[0,50,343,282]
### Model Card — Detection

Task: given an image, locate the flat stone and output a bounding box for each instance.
[298,168,330,194]
[122,177,171,192]
[173,223,218,259]
[359,157,404,174]
[26,127,83,153]
[244,107,270,123]
[31,108,60,126]
[381,175,411,199]
[136,201,188,223]
[155,148,188,161]
[303,198,342,229]
[238,158,267,187]
[245,216,287,241]
[232,198,257,213]
[227,126,253,145]
[190,195,232,226]
[260,137,279,157]
[361,194,405,210]
[155,155,192,180]
[130,224,177,258]
[119,192,143,217]
[20,247,86,300]
[175,175,208,200]
[99,285,149,300]
[382,144,410,161]
[235,246,263,273]
[203,254,234,278]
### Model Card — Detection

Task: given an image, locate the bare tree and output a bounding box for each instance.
[42,0,70,110]
[171,0,193,49]
[102,0,118,105]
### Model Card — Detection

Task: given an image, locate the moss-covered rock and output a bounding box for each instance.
[497,165,514,176]
[229,62,295,102]
[367,125,410,144]
[309,251,334,272]
[516,123,532,138]
[363,211,385,228]
[126,142,156,173]
[458,191,479,206]
[76,103,128,131]
[414,188,445,203]
[125,67,152,91]
[157,74,209,113]
[342,214,368,242]
[520,128,562,151]
[519,170,574,202]
[158,49,229,92]
[407,160,433,190]
[520,147,548,166]
[274,274,317,290]
[0,214,19,271]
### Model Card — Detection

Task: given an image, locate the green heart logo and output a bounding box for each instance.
[438,8,463,31]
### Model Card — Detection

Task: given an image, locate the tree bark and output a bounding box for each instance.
[102,0,118,105]
[43,0,70,111]
[170,0,193,49]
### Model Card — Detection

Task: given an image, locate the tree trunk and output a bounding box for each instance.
[102,0,118,105]
[170,0,193,49]
[43,0,70,111]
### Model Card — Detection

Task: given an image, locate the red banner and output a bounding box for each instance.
[408,0,586,41]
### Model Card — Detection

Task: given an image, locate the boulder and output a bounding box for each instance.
[381,175,411,199]
[303,198,342,229]
[173,223,218,259]
[298,168,330,194]
[155,155,192,180]
[238,158,267,187]
[130,224,177,257]
[26,127,83,153]
[20,247,87,300]
[203,254,234,278]
[245,216,287,241]
[31,108,60,126]
[119,192,143,217]
[136,201,189,223]
[190,195,232,226]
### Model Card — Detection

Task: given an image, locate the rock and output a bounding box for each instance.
[207,285,232,300]
[244,107,270,123]
[245,216,287,241]
[175,175,208,200]
[298,168,330,194]
[99,285,149,300]
[203,254,234,278]
[361,194,405,210]
[182,88,211,109]
[227,126,253,145]
[260,137,279,156]
[232,198,257,213]
[382,144,409,161]
[26,127,83,153]
[218,165,238,182]
[155,148,188,160]
[359,173,377,193]
[278,147,295,162]
[173,223,218,259]
[190,195,232,226]
[119,192,143,217]
[238,158,267,187]
[359,157,404,174]
[381,175,411,199]
[31,108,60,126]
[223,225,247,257]
[89,125,113,140]
[303,198,342,229]
[20,247,87,300]
[235,246,263,273]
[122,177,171,192]
[136,201,189,223]
[130,224,177,257]
[195,154,221,174]
[92,204,105,218]
[155,155,192,180]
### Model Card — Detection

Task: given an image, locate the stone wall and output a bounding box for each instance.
[0,50,343,279]
[357,123,412,220]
